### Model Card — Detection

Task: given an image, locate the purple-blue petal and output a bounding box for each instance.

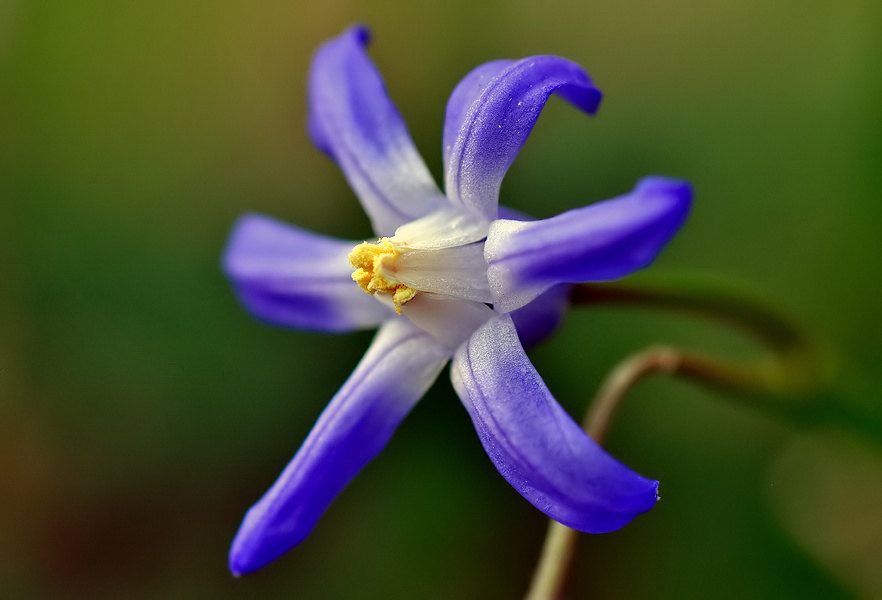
[223,213,392,332]
[451,315,658,533]
[486,177,693,312]
[229,318,450,575]
[496,204,531,222]
[442,60,514,172]
[445,56,602,221]
[307,25,448,236]
[509,283,571,348]
[496,204,573,347]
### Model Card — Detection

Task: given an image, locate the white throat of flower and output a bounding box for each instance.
[347,208,496,346]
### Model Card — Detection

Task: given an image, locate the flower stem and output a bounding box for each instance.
[569,274,841,425]
[525,274,836,600]
[526,347,706,600]
[525,520,580,600]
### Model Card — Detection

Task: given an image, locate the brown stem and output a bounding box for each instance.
[525,276,830,599]
[527,346,724,600]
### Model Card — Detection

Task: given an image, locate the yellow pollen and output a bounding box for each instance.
[348,237,417,314]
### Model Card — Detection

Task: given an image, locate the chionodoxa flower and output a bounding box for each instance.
[223,24,692,575]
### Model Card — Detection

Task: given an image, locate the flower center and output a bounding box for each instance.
[348,238,417,313]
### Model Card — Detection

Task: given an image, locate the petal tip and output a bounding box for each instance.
[221,212,269,275]
[346,23,371,45]
[228,539,256,577]
[567,476,660,534]
[641,176,694,232]
[636,176,694,206]
[648,478,661,507]
[578,86,603,115]
[227,513,299,577]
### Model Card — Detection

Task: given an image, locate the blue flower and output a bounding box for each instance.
[223,25,692,575]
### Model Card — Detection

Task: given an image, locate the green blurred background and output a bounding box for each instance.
[2,0,881,598]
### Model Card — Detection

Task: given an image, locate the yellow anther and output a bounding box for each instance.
[348,238,417,314]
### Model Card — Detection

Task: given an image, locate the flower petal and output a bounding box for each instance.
[401,293,494,350]
[391,207,489,250]
[442,60,514,172]
[486,177,693,312]
[509,283,571,348]
[451,315,658,533]
[223,213,392,332]
[444,56,602,221]
[308,25,448,236]
[394,243,493,304]
[229,318,450,575]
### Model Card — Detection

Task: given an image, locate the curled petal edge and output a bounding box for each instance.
[445,56,602,221]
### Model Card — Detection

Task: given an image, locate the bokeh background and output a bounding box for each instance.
[2,0,881,598]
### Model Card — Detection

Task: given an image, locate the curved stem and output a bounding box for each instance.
[525,275,832,600]
[570,276,836,423]
[525,520,580,600]
[568,275,809,352]
[525,345,769,600]
[526,346,700,600]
